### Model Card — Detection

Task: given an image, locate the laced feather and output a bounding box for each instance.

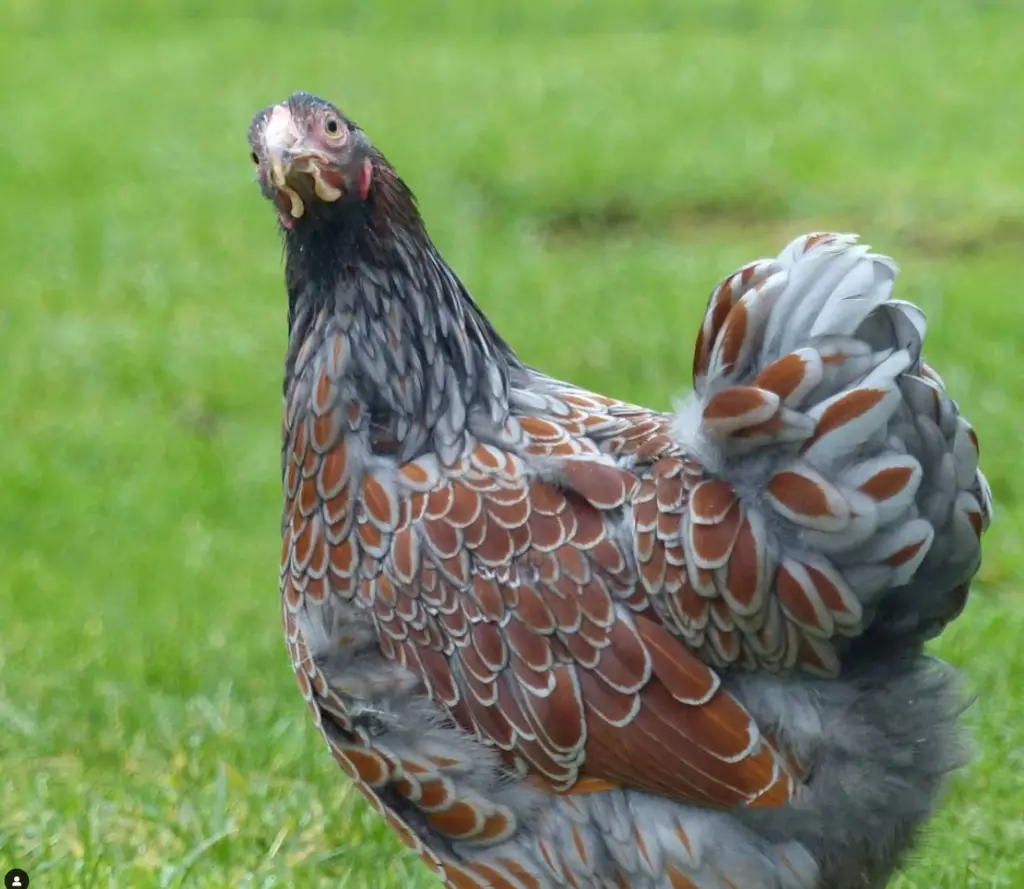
[673,232,992,676]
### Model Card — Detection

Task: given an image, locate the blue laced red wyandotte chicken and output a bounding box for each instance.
[247,92,992,889]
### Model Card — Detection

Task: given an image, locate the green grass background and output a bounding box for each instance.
[2,2,1023,886]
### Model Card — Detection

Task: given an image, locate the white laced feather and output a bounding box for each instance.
[673,233,992,676]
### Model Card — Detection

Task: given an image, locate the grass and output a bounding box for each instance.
[2,2,1024,886]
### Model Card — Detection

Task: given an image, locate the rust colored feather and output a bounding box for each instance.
[667,867,700,889]
[802,387,887,450]
[724,517,764,613]
[755,353,809,401]
[690,479,736,524]
[716,299,749,374]
[768,469,846,522]
[443,862,488,889]
[703,386,769,422]
[689,499,743,568]
[560,459,636,509]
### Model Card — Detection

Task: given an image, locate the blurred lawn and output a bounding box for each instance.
[2,2,1024,887]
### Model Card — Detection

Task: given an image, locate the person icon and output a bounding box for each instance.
[3,869,29,889]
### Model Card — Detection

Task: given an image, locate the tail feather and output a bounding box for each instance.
[675,233,992,675]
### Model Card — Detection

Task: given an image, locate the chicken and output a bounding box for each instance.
[247,92,992,889]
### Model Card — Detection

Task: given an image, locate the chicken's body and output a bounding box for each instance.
[250,93,991,889]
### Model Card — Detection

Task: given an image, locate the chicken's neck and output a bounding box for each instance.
[284,218,524,462]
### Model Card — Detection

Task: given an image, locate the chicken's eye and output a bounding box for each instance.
[324,115,341,137]
[250,150,260,165]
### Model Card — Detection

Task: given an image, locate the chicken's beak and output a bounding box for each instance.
[262,104,345,223]
[263,104,322,221]
[264,104,303,189]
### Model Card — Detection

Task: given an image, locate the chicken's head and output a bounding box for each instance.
[248,92,373,230]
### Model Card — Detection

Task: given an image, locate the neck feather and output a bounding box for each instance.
[283,183,522,462]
